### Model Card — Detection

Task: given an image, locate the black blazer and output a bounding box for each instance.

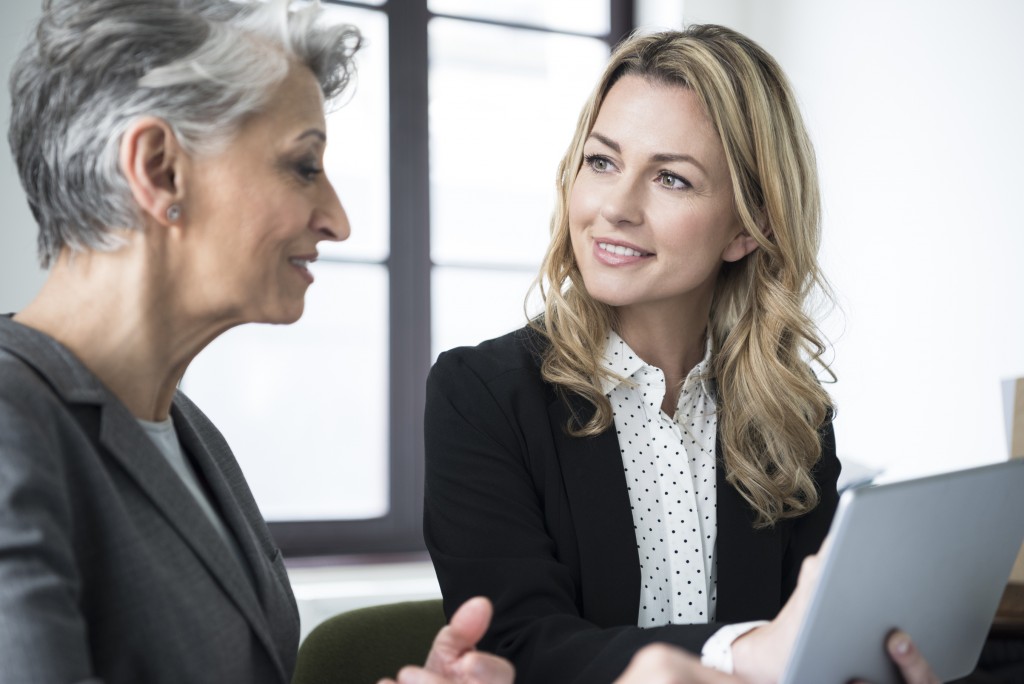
[424,327,839,683]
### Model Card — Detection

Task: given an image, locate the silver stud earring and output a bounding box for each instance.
[166,204,181,222]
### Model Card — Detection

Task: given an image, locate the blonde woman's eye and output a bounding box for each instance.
[658,172,689,189]
[584,154,611,172]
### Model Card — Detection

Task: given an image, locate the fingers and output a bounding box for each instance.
[389,665,448,684]
[388,598,513,684]
[452,650,515,684]
[614,644,742,684]
[422,597,493,673]
[886,631,940,684]
[446,596,493,649]
[392,652,514,684]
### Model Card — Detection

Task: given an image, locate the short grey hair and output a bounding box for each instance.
[8,0,361,267]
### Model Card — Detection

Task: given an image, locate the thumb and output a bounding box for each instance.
[447,596,492,648]
[423,597,493,673]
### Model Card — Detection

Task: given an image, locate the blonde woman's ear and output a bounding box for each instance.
[722,230,760,263]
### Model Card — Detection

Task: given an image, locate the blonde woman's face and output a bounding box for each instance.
[569,75,755,324]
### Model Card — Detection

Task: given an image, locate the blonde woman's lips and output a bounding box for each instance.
[593,239,652,266]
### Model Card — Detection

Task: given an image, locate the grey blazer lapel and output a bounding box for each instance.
[548,391,641,627]
[171,399,297,675]
[94,403,288,663]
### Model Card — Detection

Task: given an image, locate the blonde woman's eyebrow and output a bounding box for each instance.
[588,131,707,174]
[587,131,620,153]
[651,151,707,174]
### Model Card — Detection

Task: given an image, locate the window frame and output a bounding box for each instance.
[274,0,635,560]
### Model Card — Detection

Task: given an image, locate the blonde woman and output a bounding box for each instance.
[424,25,934,684]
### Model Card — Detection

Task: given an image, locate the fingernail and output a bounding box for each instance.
[894,636,910,655]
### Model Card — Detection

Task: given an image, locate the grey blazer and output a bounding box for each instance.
[0,316,299,684]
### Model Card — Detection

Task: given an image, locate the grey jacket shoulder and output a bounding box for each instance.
[0,315,298,684]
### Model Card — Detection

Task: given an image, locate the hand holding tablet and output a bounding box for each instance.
[733,460,1024,684]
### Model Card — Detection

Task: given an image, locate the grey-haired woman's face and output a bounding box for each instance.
[175,65,350,326]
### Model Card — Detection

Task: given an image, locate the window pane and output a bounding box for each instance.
[182,262,389,521]
[429,0,609,35]
[432,267,543,358]
[321,5,389,262]
[429,19,608,268]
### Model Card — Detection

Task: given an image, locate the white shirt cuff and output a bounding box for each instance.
[700,621,769,674]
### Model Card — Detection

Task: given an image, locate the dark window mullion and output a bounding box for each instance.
[386,0,431,551]
[274,0,432,558]
[609,0,635,46]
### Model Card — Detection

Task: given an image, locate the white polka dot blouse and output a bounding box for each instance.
[600,331,718,627]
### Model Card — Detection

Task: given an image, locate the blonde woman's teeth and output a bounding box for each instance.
[598,242,645,257]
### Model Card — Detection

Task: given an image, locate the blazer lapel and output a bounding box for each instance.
[97,402,287,682]
[172,408,269,587]
[548,392,785,626]
[171,404,295,673]
[549,391,641,627]
[714,434,785,622]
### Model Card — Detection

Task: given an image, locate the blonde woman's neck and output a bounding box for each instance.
[615,304,709,415]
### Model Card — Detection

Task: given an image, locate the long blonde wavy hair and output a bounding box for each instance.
[528,25,834,527]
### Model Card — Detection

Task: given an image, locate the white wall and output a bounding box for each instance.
[0,3,45,312]
[652,0,1024,478]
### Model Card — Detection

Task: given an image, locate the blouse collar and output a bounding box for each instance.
[599,329,714,399]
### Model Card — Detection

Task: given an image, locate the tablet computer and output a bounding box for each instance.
[780,459,1024,684]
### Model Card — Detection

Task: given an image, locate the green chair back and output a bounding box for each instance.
[292,598,446,684]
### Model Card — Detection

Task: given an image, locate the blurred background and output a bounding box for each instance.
[2,0,1022,637]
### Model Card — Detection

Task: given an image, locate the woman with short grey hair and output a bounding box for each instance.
[0,1,512,683]
[10,0,356,267]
